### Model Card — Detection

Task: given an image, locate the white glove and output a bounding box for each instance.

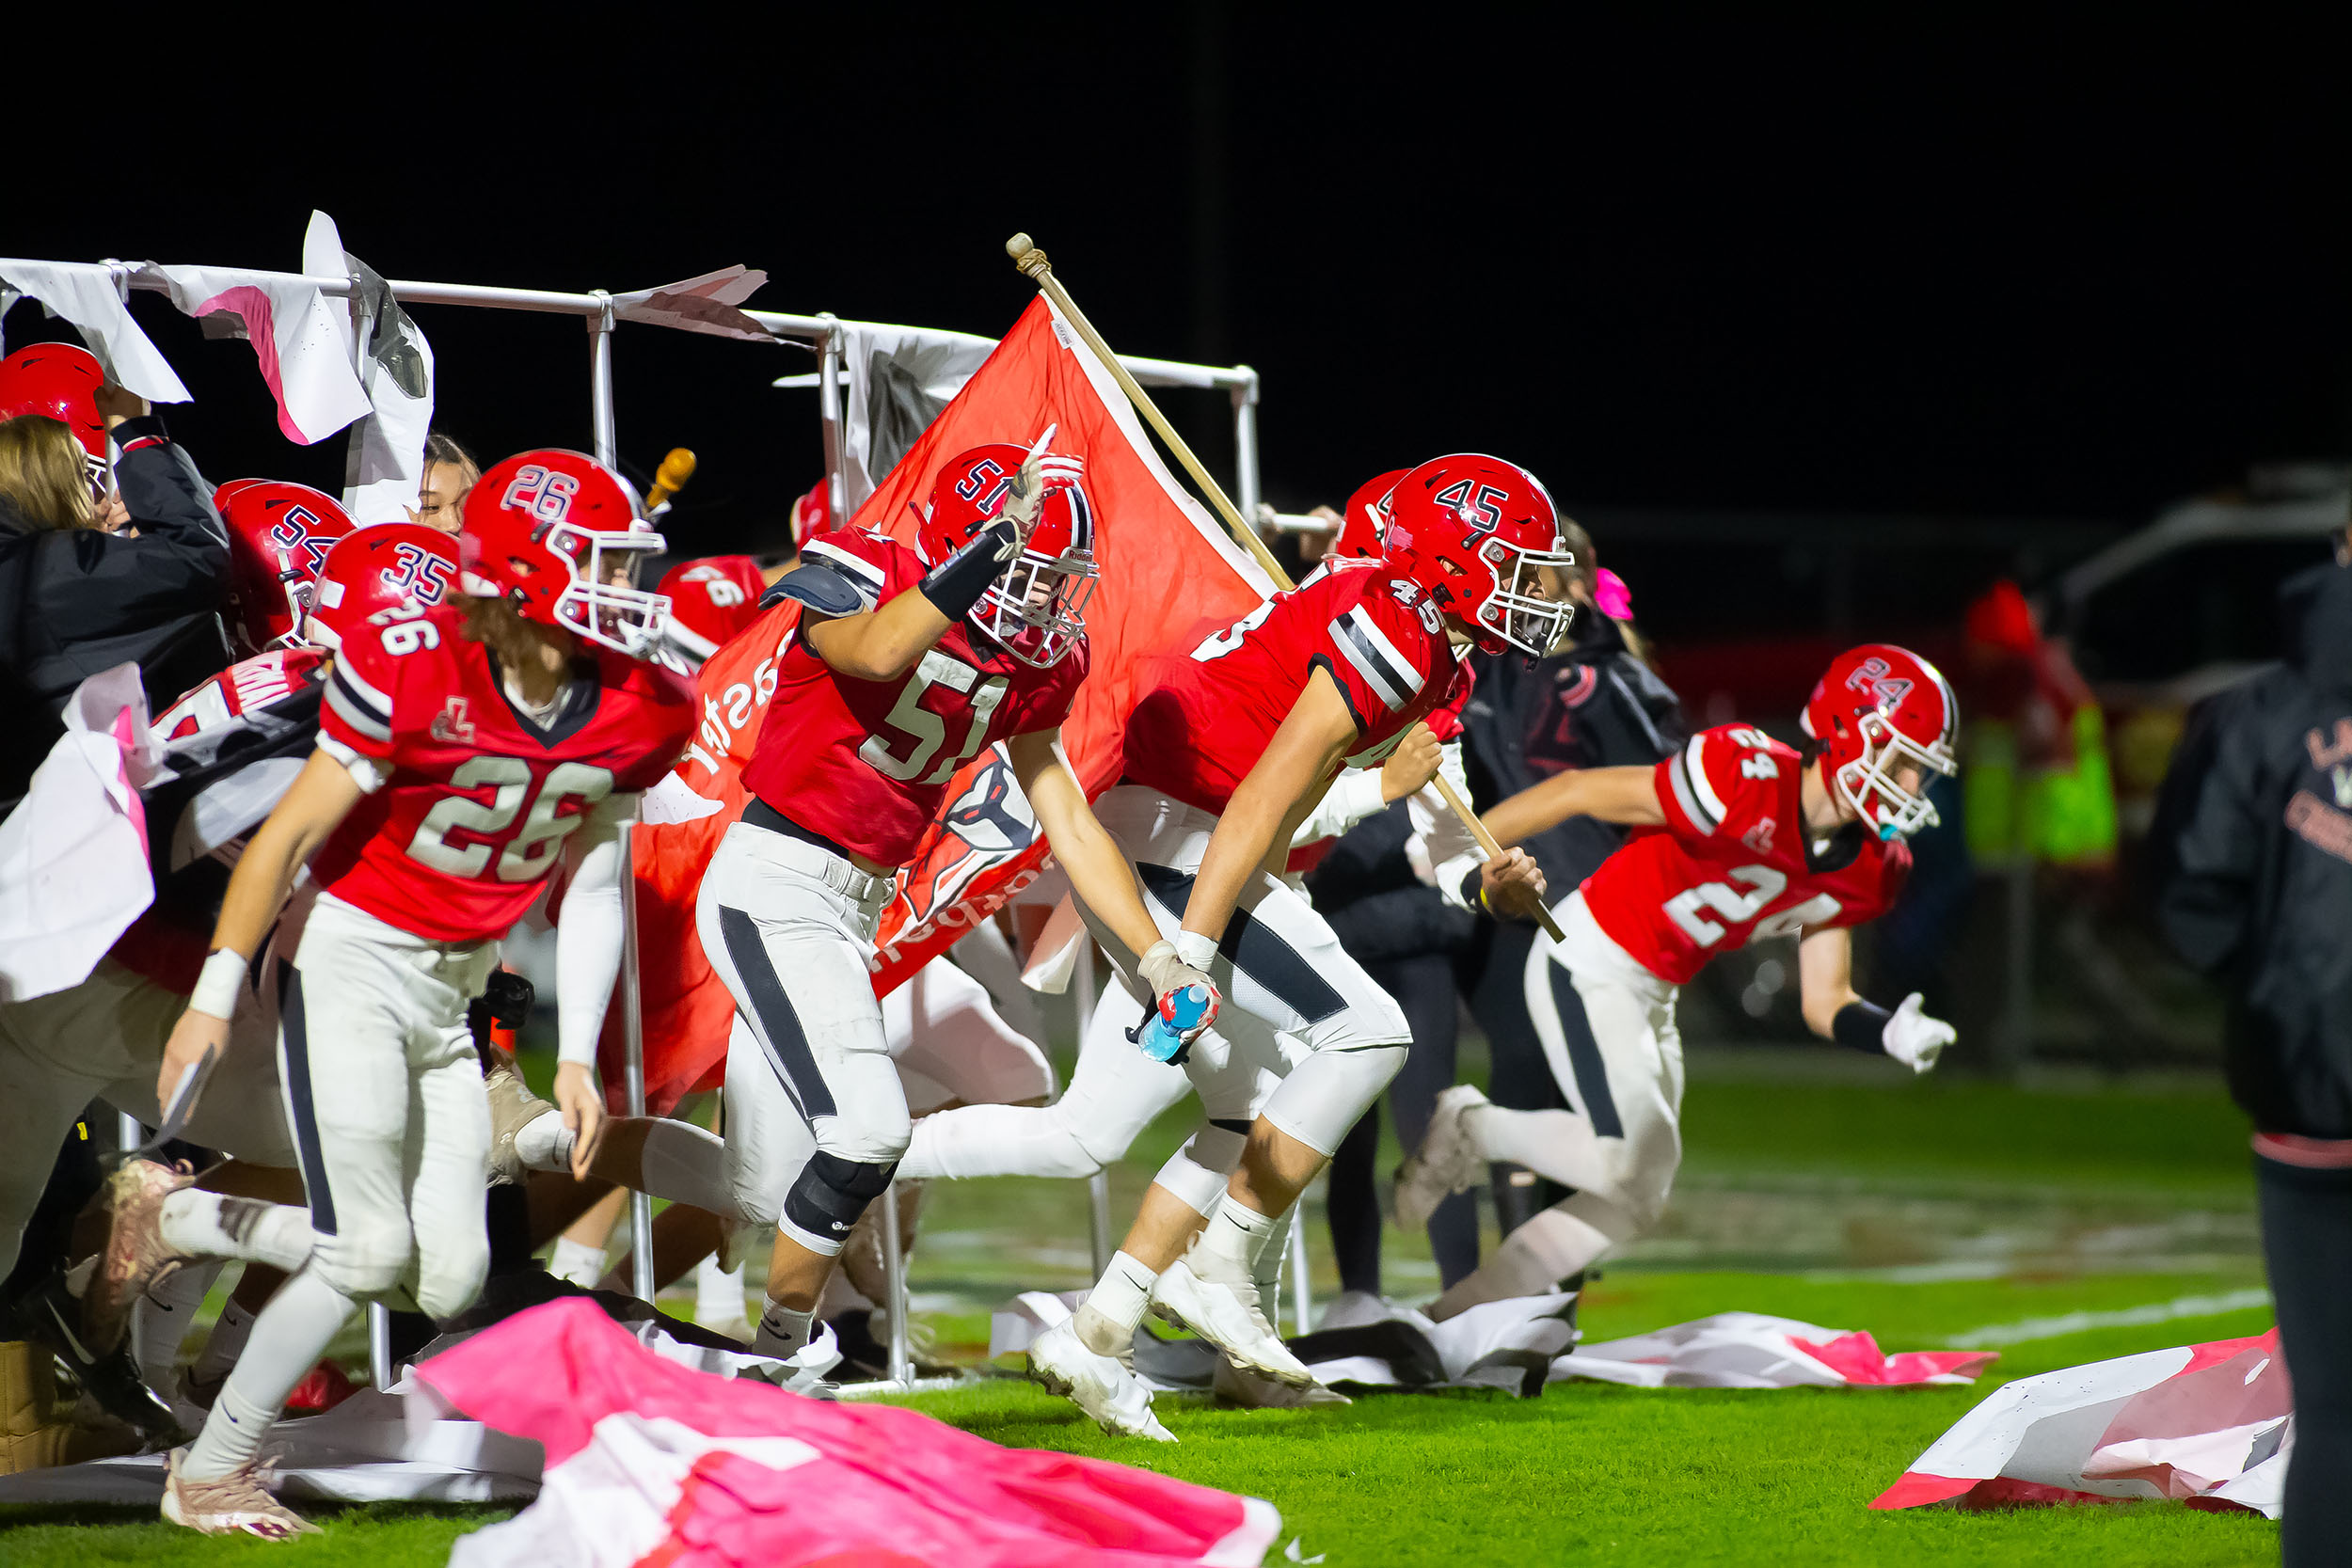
[1882,992,1953,1074]
[999,451,1087,542]
[1136,939,1220,1041]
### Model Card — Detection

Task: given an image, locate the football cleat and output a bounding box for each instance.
[85,1161,199,1357]
[161,1448,320,1539]
[1152,1257,1319,1390]
[1212,1355,1351,1409]
[1392,1084,1491,1232]
[482,1051,557,1184]
[1026,1317,1175,1442]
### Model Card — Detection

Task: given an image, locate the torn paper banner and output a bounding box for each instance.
[1873,1328,2290,1519]
[138,261,371,444]
[1551,1312,1996,1389]
[611,265,771,342]
[0,664,167,1002]
[0,261,191,403]
[424,1297,1280,1568]
[305,212,435,524]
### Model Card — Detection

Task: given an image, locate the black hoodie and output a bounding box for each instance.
[2155,560,2352,1137]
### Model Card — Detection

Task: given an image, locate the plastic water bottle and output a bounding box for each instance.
[1133,983,1214,1065]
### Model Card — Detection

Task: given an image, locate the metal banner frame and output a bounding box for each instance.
[8,254,1272,1385]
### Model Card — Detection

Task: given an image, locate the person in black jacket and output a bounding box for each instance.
[2154,554,2352,1566]
[1452,577,1685,1248]
[0,386,231,800]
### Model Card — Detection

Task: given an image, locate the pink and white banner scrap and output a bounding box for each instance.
[419,1298,1283,1568]
[1872,1328,2291,1518]
[1550,1312,1997,1390]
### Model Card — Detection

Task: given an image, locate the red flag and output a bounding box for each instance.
[603,296,1268,1113]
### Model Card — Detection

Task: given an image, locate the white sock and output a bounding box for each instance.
[133,1259,219,1394]
[158,1190,318,1274]
[1078,1251,1159,1354]
[695,1252,748,1326]
[1195,1193,1277,1283]
[1434,1205,1619,1319]
[180,1267,355,1481]
[548,1236,606,1289]
[750,1298,814,1361]
[515,1110,575,1174]
[1248,1208,1293,1331]
[1469,1106,1615,1194]
[190,1300,257,1386]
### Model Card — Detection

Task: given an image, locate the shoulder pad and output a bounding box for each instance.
[761,562,865,619]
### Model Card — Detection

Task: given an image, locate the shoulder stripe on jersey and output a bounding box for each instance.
[326,666,392,743]
[802,539,884,608]
[1669,734,1723,832]
[1332,605,1422,713]
[333,651,391,717]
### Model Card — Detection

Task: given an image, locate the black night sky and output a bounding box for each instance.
[11,14,2348,643]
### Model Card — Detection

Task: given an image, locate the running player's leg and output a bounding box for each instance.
[898,979,1187,1180]
[402,1024,493,1322]
[695,826,904,1356]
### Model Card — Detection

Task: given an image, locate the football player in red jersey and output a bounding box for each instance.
[1019,454,1559,1436]
[1394,643,1962,1318]
[89,450,691,1539]
[507,439,1204,1384]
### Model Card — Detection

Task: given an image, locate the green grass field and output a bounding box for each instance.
[0,1053,2279,1566]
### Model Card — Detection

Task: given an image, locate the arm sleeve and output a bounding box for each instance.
[554,791,640,1069]
[1291,767,1389,848]
[1405,743,1483,908]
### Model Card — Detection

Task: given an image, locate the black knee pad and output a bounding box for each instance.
[784,1151,898,1248]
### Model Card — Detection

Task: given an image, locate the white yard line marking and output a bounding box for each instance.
[1946,1289,2273,1349]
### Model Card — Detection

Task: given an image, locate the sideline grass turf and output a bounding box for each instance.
[0,1068,2277,1565]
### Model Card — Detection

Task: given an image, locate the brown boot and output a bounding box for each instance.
[0,1339,139,1475]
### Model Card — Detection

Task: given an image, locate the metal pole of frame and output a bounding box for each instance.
[818,315,845,524]
[369,1301,394,1390]
[620,818,656,1304]
[881,1181,911,1386]
[1231,370,1261,525]
[588,294,618,468]
[1077,942,1111,1278]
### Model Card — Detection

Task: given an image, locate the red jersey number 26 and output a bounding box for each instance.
[408,759,614,882]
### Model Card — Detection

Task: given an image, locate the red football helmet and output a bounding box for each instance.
[1383,453,1576,657]
[217,481,357,655]
[0,342,107,489]
[1335,468,1406,561]
[656,554,767,654]
[458,450,669,657]
[789,480,832,548]
[1801,644,1961,840]
[303,524,460,652]
[915,443,1096,669]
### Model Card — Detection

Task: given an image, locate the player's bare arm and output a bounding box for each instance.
[1007,728,1165,962]
[1483,762,1669,846]
[1798,921,1955,1072]
[798,452,1050,681]
[157,748,364,1106]
[1181,667,1361,954]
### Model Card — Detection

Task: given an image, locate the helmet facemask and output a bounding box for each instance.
[548,520,671,657]
[1478,540,1579,657]
[976,543,1097,668]
[1833,709,1958,840]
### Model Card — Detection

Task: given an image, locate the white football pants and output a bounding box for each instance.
[277,891,497,1316]
[1073,786,1409,1160]
[697,819,902,1256]
[0,957,298,1282]
[885,951,1056,1116]
[1461,888,1684,1291]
